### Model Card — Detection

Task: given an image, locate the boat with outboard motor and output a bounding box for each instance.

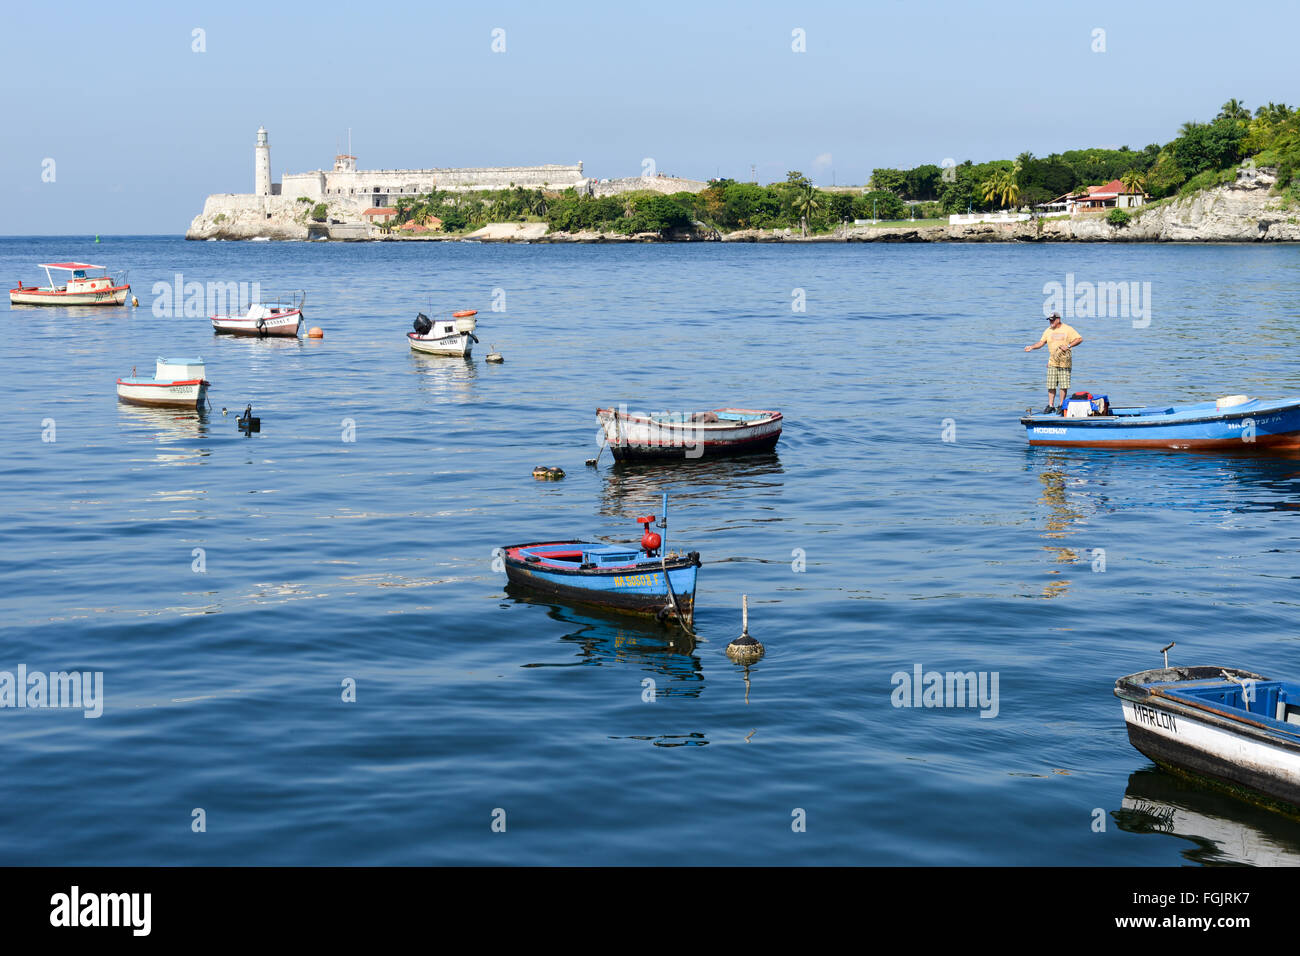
[501,495,699,626]
[10,262,130,306]
[408,310,479,357]
[1022,393,1300,450]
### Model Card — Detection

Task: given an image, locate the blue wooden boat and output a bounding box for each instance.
[1115,666,1300,813]
[502,495,700,626]
[1022,395,1300,450]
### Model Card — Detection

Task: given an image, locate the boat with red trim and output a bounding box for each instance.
[211,293,305,337]
[116,357,210,409]
[501,496,700,626]
[408,309,479,357]
[10,262,130,306]
[596,407,782,462]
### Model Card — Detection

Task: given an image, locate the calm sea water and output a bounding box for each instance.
[4,236,1300,866]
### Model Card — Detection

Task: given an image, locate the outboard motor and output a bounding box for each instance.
[413,312,432,335]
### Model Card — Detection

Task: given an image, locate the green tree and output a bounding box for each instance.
[869,168,907,195]
[792,185,821,236]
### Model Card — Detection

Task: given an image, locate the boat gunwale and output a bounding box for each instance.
[504,541,701,576]
[1115,667,1300,749]
[597,407,782,432]
[1021,398,1300,429]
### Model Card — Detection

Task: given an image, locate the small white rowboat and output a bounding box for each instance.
[116,357,210,409]
[596,407,783,462]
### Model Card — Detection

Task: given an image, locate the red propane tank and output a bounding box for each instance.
[637,516,661,554]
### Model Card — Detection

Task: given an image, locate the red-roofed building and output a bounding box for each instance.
[1036,178,1146,214]
[399,218,443,232]
[363,207,398,222]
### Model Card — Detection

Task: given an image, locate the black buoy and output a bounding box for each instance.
[726,595,765,663]
[237,403,261,435]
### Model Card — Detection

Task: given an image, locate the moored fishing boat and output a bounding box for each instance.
[501,496,700,625]
[1022,394,1300,450]
[1115,664,1300,813]
[408,310,478,357]
[10,262,130,306]
[596,407,782,462]
[211,294,305,337]
[116,357,210,409]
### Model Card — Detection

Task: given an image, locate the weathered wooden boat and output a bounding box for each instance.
[211,294,305,337]
[1115,665,1300,813]
[596,407,782,462]
[116,357,210,409]
[9,262,130,306]
[502,496,699,626]
[408,310,478,357]
[1022,394,1300,450]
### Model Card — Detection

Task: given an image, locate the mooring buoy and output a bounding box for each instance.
[726,594,765,663]
[308,327,324,338]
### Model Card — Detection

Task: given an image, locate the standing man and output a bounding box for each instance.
[1024,312,1082,413]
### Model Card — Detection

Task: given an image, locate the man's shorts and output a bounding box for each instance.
[1047,366,1071,391]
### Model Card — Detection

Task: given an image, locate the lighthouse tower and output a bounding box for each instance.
[254,126,272,197]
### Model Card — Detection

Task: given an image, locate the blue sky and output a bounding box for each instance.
[2,0,1297,234]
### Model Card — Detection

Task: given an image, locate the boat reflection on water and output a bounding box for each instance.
[509,592,704,697]
[408,353,477,400]
[599,453,784,515]
[1114,767,1300,865]
[117,403,210,442]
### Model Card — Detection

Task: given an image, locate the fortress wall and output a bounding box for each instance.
[311,163,586,197]
[591,176,709,198]
[281,172,326,201]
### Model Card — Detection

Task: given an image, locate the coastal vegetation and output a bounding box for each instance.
[374,98,1299,239]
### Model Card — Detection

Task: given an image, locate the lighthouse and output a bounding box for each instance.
[255,126,271,197]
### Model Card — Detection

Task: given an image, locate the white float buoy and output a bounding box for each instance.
[726,595,765,663]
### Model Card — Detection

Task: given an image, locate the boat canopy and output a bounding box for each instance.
[39,262,105,271]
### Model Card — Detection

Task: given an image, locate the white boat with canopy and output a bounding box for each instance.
[9,262,130,306]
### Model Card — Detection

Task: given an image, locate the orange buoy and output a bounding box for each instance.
[307,327,324,338]
[452,310,478,318]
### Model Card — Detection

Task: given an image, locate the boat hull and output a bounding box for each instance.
[1116,667,1300,813]
[9,285,130,306]
[211,310,302,337]
[408,331,474,356]
[1023,399,1300,450]
[598,407,783,462]
[503,543,699,622]
[116,379,209,409]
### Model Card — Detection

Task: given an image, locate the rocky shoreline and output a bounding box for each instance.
[187,167,1300,243]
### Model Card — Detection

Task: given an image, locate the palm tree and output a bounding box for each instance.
[792,185,820,235]
[1218,99,1250,122]
[1120,170,1146,196]
[999,173,1021,209]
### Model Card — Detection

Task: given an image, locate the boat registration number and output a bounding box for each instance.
[614,573,661,588]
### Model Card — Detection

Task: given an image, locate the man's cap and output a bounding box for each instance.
[1047,312,1061,321]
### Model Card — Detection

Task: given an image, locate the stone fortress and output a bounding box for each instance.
[186,127,597,239]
